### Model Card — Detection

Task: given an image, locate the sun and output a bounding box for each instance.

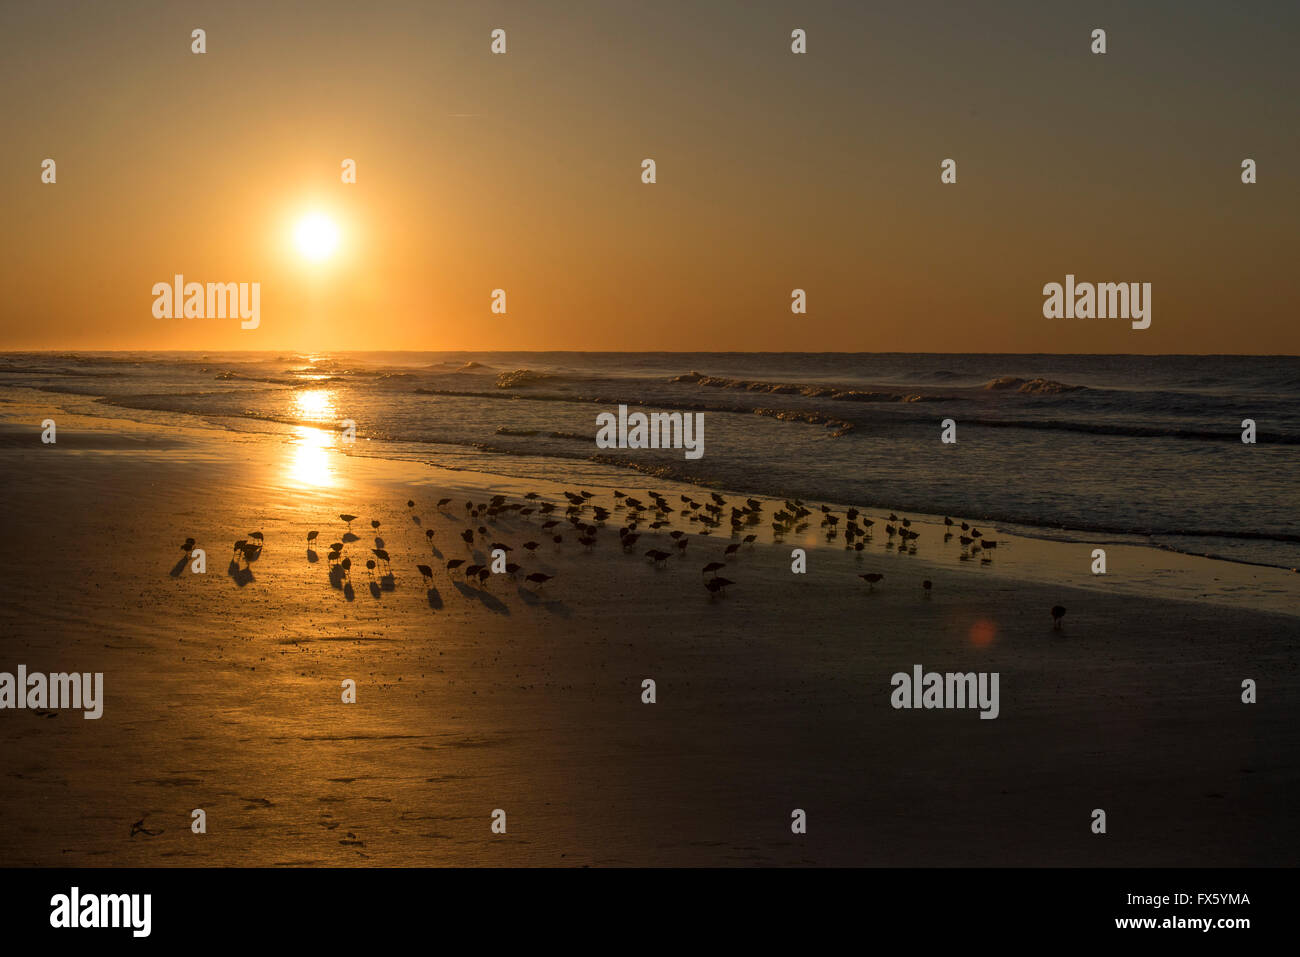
[294,213,340,262]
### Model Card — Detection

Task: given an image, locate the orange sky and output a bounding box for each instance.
[3,0,1297,353]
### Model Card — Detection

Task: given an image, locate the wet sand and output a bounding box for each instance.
[0,412,1296,866]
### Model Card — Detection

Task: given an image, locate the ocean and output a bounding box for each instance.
[2,351,1297,570]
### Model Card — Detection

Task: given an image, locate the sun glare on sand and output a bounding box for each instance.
[294,212,340,261]
[286,391,338,487]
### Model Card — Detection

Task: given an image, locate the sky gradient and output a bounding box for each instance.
[2,0,1297,353]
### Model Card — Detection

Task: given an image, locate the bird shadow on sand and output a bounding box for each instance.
[307,548,319,564]
[379,573,396,592]
[411,515,422,526]
[515,586,570,617]
[342,532,360,543]
[169,555,189,578]
[369,581,382,599]
[227,561,254,587]
[454,581,510,615]
[426,587,443,610]
[430,546,444,560]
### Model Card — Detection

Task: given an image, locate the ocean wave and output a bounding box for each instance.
[671,370,951,404]
[496,368,558,388]
[414,388,853,433]
[962,417,1300,444]
[982,376,1084,395]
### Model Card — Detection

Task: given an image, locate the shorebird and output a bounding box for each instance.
[460,529,474,546]
[645,549,671,566]
[181,537,196,552]
[702,561,725,576]
[859,572,884,591]
[425,529,435,543]
[340,514,357,528]
[944,517,954,528]
[371,520,381,532]
[922,579,933,597]
[407,500,415,509]
[437,498,451,508]
[446,558,466,572]
[525,572,553,588]
[742,534,757,546]
[249,531,264,544]
[416,564,434,584]
[306,530,319,544]
[724,543,740,557]
[1051,605,1067,630]
[522,541,540,554]
[705,576,734,597]
[477,567,492,586]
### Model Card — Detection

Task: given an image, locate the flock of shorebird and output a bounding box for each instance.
[187,488,1067,627]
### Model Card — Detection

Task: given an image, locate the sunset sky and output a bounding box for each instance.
[2,0,1297,353]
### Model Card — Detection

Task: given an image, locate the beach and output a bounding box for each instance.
[0,400,1296,867]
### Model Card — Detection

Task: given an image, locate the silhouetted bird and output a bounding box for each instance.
[306,530,319,544]
[437,498,451,508]
[525,572,553,587]
[446,559,466,571]
[859,572,884,591]
[416,564,434,584]
[523,541,540,553]
[1051,605,1067,630]
[724,543,740,557]
[702,561,725,576]
[340,514,357,528]
[922,579,933,597]
[460,529,474,546]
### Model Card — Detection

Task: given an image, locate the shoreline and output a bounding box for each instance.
[2,393,1296,618]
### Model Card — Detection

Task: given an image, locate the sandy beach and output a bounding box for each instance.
[0,398,1295,868]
